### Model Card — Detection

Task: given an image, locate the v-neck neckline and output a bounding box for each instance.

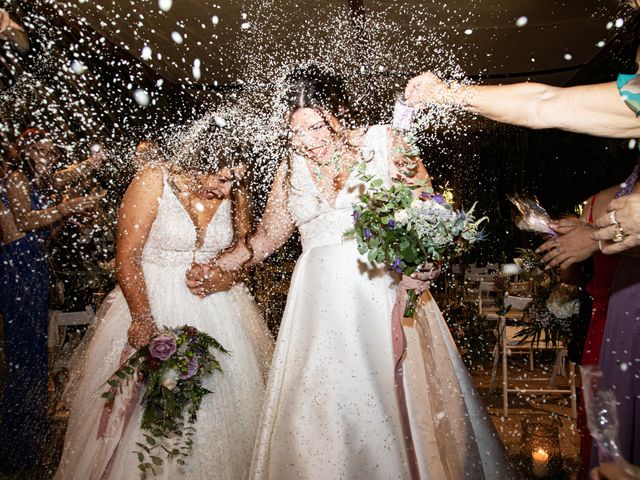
[300,129,370,209]
[165,175,227,249]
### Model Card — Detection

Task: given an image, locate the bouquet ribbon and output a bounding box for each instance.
[96,344,143,479]
[391,275,428,480]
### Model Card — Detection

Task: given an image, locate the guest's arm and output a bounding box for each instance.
[51,148,104,189]
[405,72,640,139]
[6,171,99,232]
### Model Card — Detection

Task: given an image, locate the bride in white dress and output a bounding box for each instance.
[55,141,274,479]
[189,68,514,479]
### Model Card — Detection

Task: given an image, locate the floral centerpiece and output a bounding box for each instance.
[102,326,227,473]
[347,163,487,315]
[512,250,581,346]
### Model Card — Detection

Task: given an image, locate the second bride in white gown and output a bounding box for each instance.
[190,68,514,479]
[55,139,274,480]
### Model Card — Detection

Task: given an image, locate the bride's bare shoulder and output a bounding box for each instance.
[122,164,165,204]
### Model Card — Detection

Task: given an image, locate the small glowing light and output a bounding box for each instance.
[515,16,528,27]
[212,15,219,25]
[596,40,605,48]
[615,18,624,28]
[214,116,226,127]
[241,22,250,30]
[464,28,473,35]
[606,21,613,30]
[194,202,205,212]
[563,53,573,61]
[171,31,183,44]
[628,139,637,150]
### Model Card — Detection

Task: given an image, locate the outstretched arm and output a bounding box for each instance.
[216,159,296,271]
[51,148,104,189]
[186,160,296,295]
[387,127,431,192]
[6,171,99,232]
[0,9,29,54]
[115,166,163,347]
[405,72,640,139]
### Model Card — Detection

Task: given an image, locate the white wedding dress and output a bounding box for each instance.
[250,125,514,480]
[55,171,274,480]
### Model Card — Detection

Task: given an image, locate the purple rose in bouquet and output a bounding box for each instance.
[178,356,200,380]
[149,334,177,361]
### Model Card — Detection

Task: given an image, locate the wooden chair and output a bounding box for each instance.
[490,296,577,418]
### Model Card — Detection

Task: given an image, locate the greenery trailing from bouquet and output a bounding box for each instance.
[514,249,580,346]
[345,163,488,315]
[102,326,227,473]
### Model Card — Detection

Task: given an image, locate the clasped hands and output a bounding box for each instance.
[186,262,238,297]
[536,218,598,270]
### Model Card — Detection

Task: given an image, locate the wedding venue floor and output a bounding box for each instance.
[0,351,582,480]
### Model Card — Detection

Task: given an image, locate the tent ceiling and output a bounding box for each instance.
[65,0,626,87]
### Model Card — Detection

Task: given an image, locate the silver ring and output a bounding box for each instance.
[609,210,618,225]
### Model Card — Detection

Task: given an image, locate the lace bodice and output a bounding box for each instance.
[141,172,234,267]
[287,124,392,251]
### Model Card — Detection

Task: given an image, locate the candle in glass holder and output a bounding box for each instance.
[531,448,549,477]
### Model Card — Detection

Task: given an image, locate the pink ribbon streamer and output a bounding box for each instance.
[96,343,144,479]
[391,275,428,480]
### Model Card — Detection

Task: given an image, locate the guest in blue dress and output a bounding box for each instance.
[0,128,102,470]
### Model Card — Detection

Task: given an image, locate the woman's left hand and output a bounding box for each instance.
[536,219,598,269]
[411,262,441,285]
[592,193,640,254]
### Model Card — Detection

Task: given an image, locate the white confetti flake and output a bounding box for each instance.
[615,18,624,28]
[597,40,605,48]
[133,89,150,107]
[241,22,251,30]
[171,31,183,44]
[564,53,573,61]
[158,0,172,12]
[192,58,202,80]
[212,15,219,25]
[214,116,227,127]
[464,29,473,35]
[70,60,88,74]
[141,46,152,60]
[515,16,528,27]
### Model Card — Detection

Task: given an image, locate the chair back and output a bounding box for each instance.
[505,295,532,311]
[478,281,501,314]
[509,280,533,297]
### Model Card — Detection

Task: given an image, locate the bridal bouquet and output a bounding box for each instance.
[102,325,227,473]
[347,165,487,314]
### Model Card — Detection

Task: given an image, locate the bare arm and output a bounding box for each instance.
[215,159,296,271]
[0,10,29,54]
[115,166,163,346]
[387,127,431,191]
[51,149,103,189]
[405,72,640,139]
[6,171,97,232]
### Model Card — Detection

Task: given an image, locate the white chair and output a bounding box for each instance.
[48,306,96,350]
[490,296,577,418]
[509,280,533,297]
